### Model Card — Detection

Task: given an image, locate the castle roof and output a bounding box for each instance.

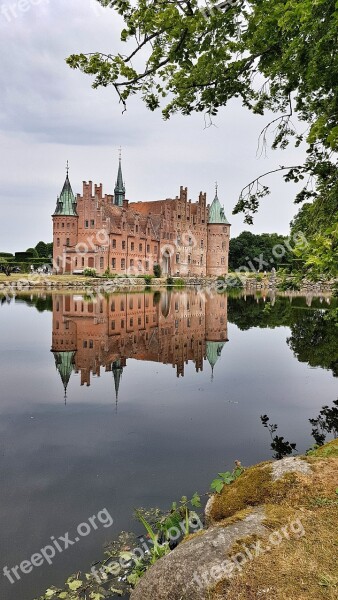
[53,169,77,217]
[53,350,76,404]
[206,341,225,377]
[208,191,229,225]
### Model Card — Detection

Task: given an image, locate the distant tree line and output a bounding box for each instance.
[229,232,293,272]
[0,241,53,274]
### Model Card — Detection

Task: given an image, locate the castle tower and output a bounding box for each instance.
[114,151,125,206]
[51,295,77,403]
[52,163,78,274]
[206,185,231,277]
[205,294,228,378]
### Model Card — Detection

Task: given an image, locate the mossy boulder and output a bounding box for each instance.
[131,443,338,600]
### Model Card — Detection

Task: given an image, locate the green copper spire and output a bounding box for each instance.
[53,350,76,404]
[208,184,229,224]
[54,162,77,216]
[206,341,225,378]
[114,149,125,206]
[112,360,123,409]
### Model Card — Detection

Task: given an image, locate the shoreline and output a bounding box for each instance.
[0,274,335,294]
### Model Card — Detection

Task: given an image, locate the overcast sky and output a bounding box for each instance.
[0,0,306,253]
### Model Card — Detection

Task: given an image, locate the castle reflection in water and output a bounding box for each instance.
[51,291,228,403]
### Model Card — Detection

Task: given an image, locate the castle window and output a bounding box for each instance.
[57,238,60,247]
[89,340,93,349]
[66,238,70,247]
[131,242,134,251]
[221,257,225,265]
[138,298,142,309]
[83,341,87,348]
[176,253,180,264]
[222,241,226,250]
[130,259,134,267]
[138,261,142,271]
[112,257,116,269]
[188,255,191,264]
[91,220,95,227]
[67,222,70,229]
[111,300,115,311]
[112,239,116,249]
[62,222,65,228]
[201,239,204,248]
[138,317,141,325]
[75,258,77,267]
[120,300,124,310]
[121,319,125,328]
[121,258,125,269]
[145,260,149,271]
[82,257,85,267]
[85,220,89,228]
[146,315,149,324]
[147,244,150,253]
[139,243,142,252]
[129,298,133,309]
[100,257,104,269]
[223,227,227,233]
[136,225,139,233]
[154,245,158,253]
[111,320,115,330]
[130,318,133,327]
[122,240,126,250]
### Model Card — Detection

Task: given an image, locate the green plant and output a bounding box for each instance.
[210,463,245,493]
[83,268,97,277]
[166,276,174,285]
[153,264,162,278]
[143,275,152,285]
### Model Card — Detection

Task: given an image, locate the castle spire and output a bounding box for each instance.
[53,163,77,216]
[208,184,229,224]
[112,360,123,410]
[53,350,76,404]
[114,149,125,206]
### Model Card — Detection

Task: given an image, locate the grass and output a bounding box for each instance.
[208,441,338,600]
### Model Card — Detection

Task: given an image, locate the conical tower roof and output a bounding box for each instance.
[53,164,77,216]
[53,350,76,403]
[206,341,225,377]
[208,187,229,224]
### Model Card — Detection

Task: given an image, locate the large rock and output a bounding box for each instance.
[130,509,268,600]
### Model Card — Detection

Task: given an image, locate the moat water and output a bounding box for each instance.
[0,289,337,600]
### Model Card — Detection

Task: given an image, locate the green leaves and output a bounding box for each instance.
[67,580,82,591]
[210,464,244,493]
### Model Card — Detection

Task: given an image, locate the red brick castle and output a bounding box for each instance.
[52,158,230,277]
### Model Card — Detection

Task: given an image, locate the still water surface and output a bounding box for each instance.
[0,290,337,599]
